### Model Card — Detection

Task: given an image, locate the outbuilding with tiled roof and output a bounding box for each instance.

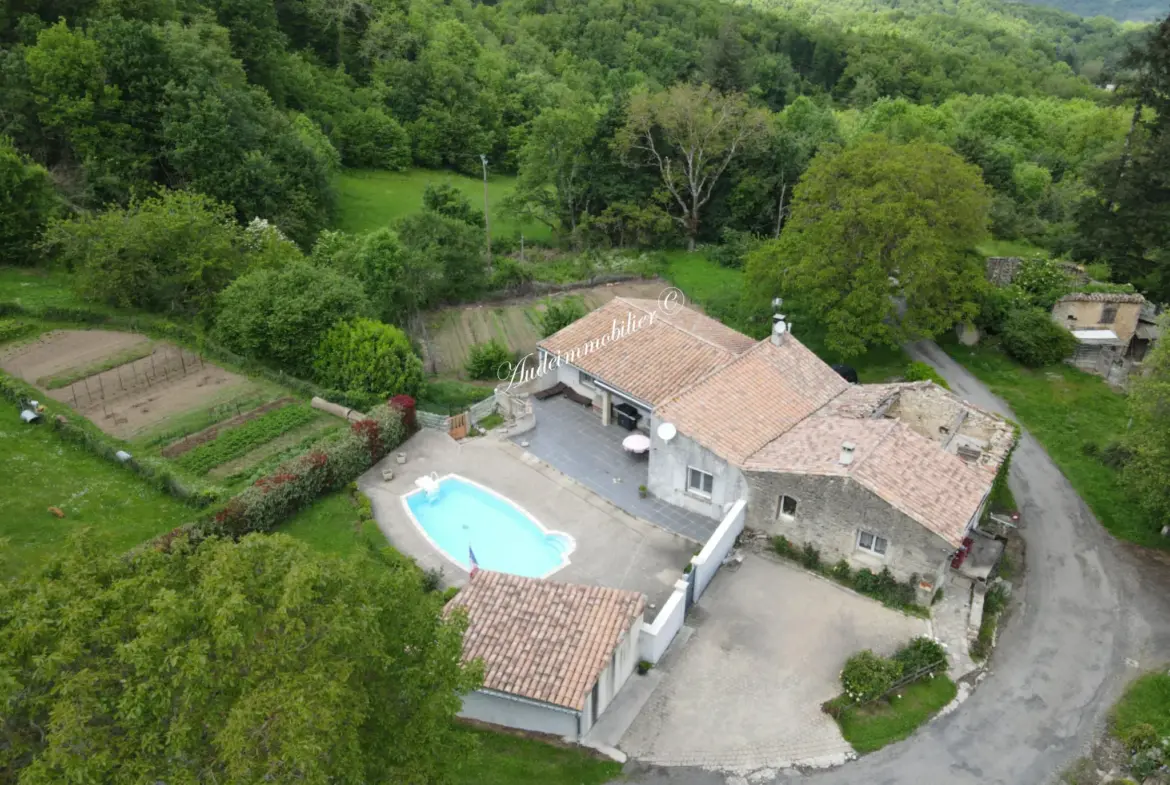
[447,570,646,740]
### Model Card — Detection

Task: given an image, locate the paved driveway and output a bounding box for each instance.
[620,554,928,772]
[617,341,1170,785]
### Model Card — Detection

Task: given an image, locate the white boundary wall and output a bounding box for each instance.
[638,578,688,664]
[691,500,746,601]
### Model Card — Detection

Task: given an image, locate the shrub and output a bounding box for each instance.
[771,535,798,559]
[313,319,425,401]
[1081,441,1100,458]
[1000,307,1078,367]
[1083,262,1111,282]
[422,182,483,227]
[800,542,822,570]
[214,261,372,378]
[903,361,950,390]
[1014,256,1070,309]
[976,285,1031,335]
[708,229,763,269]
[422,567,444,593]
[830,559,854,583]
[637,660,653,675]
[0,135,58,265]
[892,637,947,675]
[539,296,587,337]
[1099,441,1133,470]
[840,650,903,703]
[490,256,535,291]
[1120,723,1160,753]
[465,340,513,381]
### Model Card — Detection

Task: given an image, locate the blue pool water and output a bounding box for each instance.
[403,476,573,578]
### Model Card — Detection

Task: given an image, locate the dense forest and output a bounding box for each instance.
[1018,0,1167,23]
[1,0,1167,329]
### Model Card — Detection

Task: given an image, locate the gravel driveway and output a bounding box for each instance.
[620,554,928,772]
[616,340,1170,785]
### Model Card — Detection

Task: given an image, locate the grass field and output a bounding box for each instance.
[0,421,195,578]
[454,728,622,785]
[1111,671,1170,739]
[941,339,1161,547]
[279,490,389,558]
[335,168,552,242]
[663,251,912,383]
[0,266,89,309]
[975,239,1049,259]
[835,675,958,754]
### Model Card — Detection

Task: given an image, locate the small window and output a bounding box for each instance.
[579,371,596,389]
[777,494,797,520]
[1100,304,1118,324]
[687,467,713,498]
[858,530,888,556]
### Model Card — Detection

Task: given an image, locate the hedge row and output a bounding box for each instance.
[0,372,219,507]
[152,397,417,551]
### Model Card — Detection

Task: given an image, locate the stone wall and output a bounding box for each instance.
[743,470,954,587]
[986,256,1023,286]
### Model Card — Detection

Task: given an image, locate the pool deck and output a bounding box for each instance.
[358,428,697,612]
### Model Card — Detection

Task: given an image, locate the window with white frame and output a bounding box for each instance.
[579,371,596,389]
[777,494,798,520]
[687,467,713,498]
[857,530,888,556]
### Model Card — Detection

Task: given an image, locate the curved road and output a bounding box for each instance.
[622,340,1170,785]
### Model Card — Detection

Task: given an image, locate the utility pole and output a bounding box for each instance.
[480,153,493,273]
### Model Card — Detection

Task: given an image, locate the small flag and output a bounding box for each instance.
[468,546,480,575]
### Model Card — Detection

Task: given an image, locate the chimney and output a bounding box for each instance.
[771,313,788,346]
[839,442,856,465]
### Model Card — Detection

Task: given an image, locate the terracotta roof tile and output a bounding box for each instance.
[447,572,645,711]
[537,298,750,406]
[1058,292,1146,304]
[655,338,850,464]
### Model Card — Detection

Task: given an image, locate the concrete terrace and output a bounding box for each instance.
[358,428,696,611]
[515,396,720,542]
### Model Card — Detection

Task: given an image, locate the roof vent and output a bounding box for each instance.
[839,442,856,465]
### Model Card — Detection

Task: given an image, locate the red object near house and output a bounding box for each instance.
[388,394,417,433]
[950,536,975,569]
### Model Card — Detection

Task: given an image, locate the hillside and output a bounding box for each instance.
[1018,0,1167,22]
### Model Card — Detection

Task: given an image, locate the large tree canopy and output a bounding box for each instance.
[746,136,991,357]
[0,534,481,784]
[1126,314,1170,530]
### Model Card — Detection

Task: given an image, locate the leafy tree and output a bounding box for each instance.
[334,107,410,170]
[539,296,587,338]
[1125,314,1170,531]
[465,339,512,380]
[0,135,57,265]
[0,534,480,784]
[506,98,601,235]
[618,84,769,250]
[395,210,485,303]
[745,137,991,357]
[1074,15,1170,303]
[213,259,371,376]
[311,228,440,324]
[421,182,482,227]
[41,189,249,315]
[1000,306,1078,367]
[314,318,424,400]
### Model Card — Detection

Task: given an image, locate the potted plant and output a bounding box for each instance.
[638,484,648,499]
[637,660,653,675]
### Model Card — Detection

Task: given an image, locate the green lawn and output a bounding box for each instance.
[0,266,90,310]
[975,239,1049,259]
[0,422,195,579]
[664,251,911,383]
[454,728,622,785]
[835,675,958,754]
[419,378,495,414]
[940,340,1161,547]
[277,489,390,558]
[1112,671,1170,738]
[335,168,551,242]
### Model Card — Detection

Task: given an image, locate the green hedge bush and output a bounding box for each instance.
[1000,307,1078,367]
[892,637,948,675]
[841,650,903,703]
[465,340,513,381]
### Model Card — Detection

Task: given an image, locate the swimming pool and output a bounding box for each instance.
[402,474,574,578]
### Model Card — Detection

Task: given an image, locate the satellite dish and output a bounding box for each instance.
[657,422,677,442]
